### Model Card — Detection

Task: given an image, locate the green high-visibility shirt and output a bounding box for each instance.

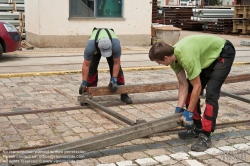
[170,35,226,80]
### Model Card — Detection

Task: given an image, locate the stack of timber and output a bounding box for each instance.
[0,0,25,38]
[205,18,234,34]
[163,7,203,30]
[232,5,250,35]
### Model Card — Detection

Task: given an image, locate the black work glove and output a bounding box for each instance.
[79,80,88,95]
[109,77,118,93]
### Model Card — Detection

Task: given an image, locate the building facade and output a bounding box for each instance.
[25,0,152,48]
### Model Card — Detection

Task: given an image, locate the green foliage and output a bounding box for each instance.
[212,0,218,5]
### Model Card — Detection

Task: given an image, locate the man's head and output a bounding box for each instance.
[149,42,175,66]
[149,42,174,61]
[98,38,112,58]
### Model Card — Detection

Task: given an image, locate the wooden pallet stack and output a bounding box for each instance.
[0,0,25,38]
[232,5,250,34]
[163,7,203,30]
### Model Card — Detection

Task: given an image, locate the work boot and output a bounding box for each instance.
[178,125,202,139]
[121,94,133,104]
[191,133,212,152]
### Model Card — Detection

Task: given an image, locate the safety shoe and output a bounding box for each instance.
[191,133,212,152]
[178,125,202,139]
[121,94,133,104]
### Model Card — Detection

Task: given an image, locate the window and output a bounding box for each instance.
[70,0,123,18]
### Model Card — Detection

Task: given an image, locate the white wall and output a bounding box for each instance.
[25,0,152,47]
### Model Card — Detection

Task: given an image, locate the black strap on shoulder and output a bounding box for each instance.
[94,28,113,50]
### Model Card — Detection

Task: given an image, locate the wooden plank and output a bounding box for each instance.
[88,82,179,96]
[87,74,250,96]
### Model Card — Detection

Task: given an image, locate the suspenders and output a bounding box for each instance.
[93,27,114,50]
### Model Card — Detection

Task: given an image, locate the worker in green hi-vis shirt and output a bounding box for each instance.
[149,35,235,152]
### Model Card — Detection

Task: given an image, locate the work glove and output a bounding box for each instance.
[175,107,184,113]
[175,107,184,126]
[180,109,194,128]
[109,77,118,93]
[79,80,88,95]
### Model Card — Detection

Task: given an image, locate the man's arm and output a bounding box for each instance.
[82,59,91,81]
[176,69,189,108]
[187,75,201,112]
[112,57,121,77]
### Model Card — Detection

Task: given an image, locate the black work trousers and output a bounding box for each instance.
[186,40,235,133]
[87,52,125,87]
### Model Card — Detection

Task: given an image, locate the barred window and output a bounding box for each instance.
[70,0,123,18]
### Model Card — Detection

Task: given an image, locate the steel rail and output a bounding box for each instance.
[1,91,250,117]
[1,119,249,156]
[10,113,182,166]
[86,98,136,125]
[220,91,250,104]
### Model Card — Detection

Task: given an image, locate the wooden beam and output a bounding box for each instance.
[87,74,250,96]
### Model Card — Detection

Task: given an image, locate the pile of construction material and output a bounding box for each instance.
[0,0,25,38]
[164,7,203,30]
[191,8,234,34]
[232,5,250,35]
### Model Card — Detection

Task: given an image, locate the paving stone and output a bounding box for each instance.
[10,118,28,124]
[70,158,100,166]
[205,148,222,155]
[100,148,127,156]
[72,126,88,133]
[98,154,125,164]
[153,155,178,165]
[63,136,80,142]
[13,123,32,130]
[131,138,155,145]
[135,158,158,166]
[203,158,229,166]
[0,117,9,122]
[223,132,244,138]
[97,164,116,166]
[233,144,250,150]
[149,135,172,142]
[27,119,44,125]
[122,152,148,160]
[215,152,243,165]
[0,126,18,135]
[240,130,250,136]
[32,124,50,130]
[124,145,149,152]
[64,121,82,128]
[144,148,171,156]
[27,140,47,147]
[211,133,227,141]
[7,115,24,120]
[168,146,190,153]
[170,152,189,160]
[232,163,250,166]
[184,159,204,166]
[116,160,137,166]
[188,151,206,157]
[166,139,188,147]
[244,136,250,140]
[146,142,169,149]
[84,151,103,159]
[79,132,95,139]
[89,127,107,133]
[2,135,22,142]
[212,140,230,147]
[227,138,250,144]
[219,146,238,152]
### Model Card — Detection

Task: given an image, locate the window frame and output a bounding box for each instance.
[69,0,124,19]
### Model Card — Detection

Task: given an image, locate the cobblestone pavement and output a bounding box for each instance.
[0,30,250,165]
[0,63,250,165]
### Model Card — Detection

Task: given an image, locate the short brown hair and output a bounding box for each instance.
[149,42,174,61]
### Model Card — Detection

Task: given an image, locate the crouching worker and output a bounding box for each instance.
[149,35,235,151]
[79,28,132,104]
